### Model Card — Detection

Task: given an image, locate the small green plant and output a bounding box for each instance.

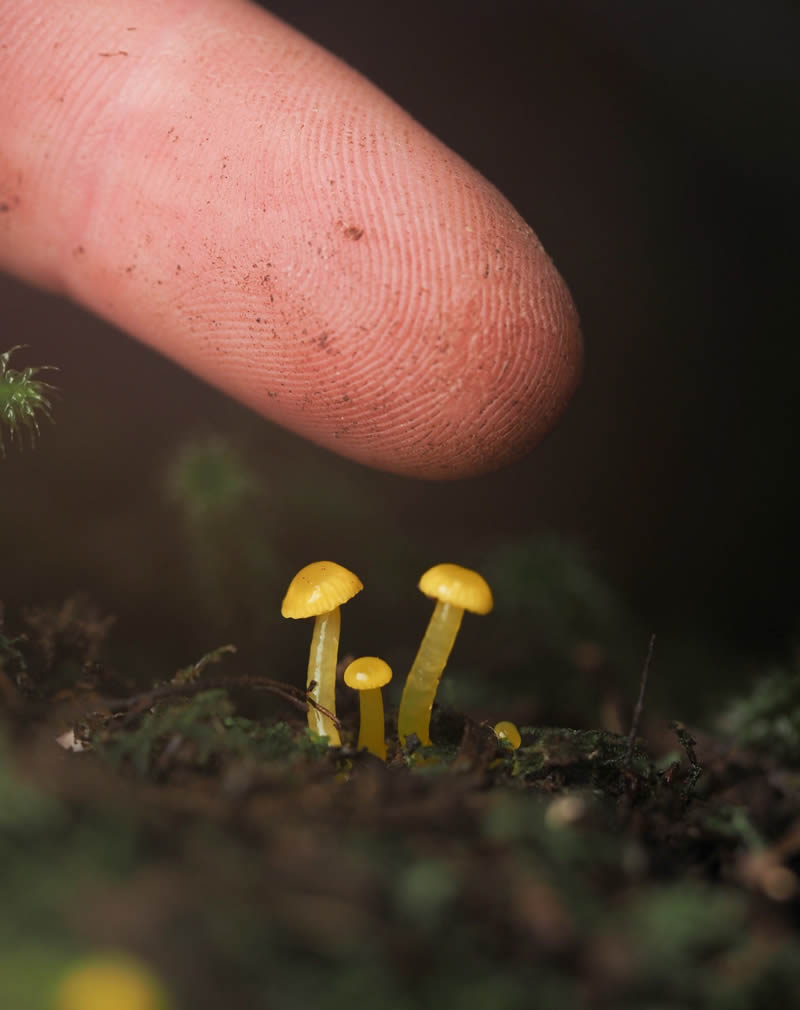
[163,437,277,629]
[164,436,259,526]
[0,345,57,455]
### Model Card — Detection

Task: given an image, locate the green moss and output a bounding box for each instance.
[702,805,766,850]
[0,593,799,1010]
[1,700,799,1010]
[393,858,459,930]
[717,667,800,763]
[97,689,326,775]
[0,730,149,1007]
[0,345,57,455]
[513,727,654,792]
[0,628,27,683]
[622,883,747,968]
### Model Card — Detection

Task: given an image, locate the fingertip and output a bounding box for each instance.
[263,177,583,480]
[1,0,581,479]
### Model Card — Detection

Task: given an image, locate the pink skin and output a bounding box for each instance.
[0,0,581,479]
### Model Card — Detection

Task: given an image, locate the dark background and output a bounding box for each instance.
[2,0,798,720]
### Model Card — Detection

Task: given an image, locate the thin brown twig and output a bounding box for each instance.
[626,632,656,763]
[99,675,341,729]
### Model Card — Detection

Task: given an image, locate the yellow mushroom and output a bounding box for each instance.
[54,953,171,1010]
[398,563,493,747]
[281,561,363,745]
[494,721,522,750]
[344,656,393,760]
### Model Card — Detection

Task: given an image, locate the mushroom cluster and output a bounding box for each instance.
[282,561,503,758]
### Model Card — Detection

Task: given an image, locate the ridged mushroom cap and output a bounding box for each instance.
[281,561,363,619]
[418,564,493,615]
[344,656,393,691]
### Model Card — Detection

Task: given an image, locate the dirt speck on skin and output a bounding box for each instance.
[0,194,21,213]
[343,225,364,241]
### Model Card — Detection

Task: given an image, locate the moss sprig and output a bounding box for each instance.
[0,345,57,455]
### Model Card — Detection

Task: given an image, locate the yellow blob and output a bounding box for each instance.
[54,954,170,1010]
[494,721,522,750]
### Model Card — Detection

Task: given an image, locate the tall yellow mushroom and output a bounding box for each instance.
[398,563,493,747]
[281,561,363,745]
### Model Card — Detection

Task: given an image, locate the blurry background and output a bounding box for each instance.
[1,0,798,724]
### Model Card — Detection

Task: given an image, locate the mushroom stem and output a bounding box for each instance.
[307,607,341,744]
[357,689,386,760]
[398,600,464,746]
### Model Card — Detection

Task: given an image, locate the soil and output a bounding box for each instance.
[2,599,800,1010]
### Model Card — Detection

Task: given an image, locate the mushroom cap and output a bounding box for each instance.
[281,561,363,619]
[418,563,493,615]
[494,720,522,750]
[344,656,393,690]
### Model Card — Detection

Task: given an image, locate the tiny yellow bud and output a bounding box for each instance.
[494,721,522,750]
[54,954,170,1010]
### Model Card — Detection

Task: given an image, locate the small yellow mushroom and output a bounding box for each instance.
[494,721,522,750]
[398,563,493,747]
[344,656,393,760]
[282,561,363,745]
[54,953,171,1010]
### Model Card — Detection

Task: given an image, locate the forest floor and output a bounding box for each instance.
[2,598,800,1010]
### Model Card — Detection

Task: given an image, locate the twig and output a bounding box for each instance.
[626,632,656,763]
[100,675,341,729]
[671,720,702,806]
